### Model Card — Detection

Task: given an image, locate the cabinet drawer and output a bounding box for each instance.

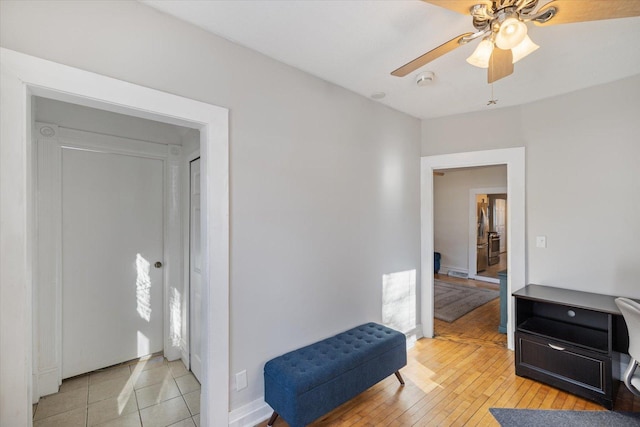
[516,332,611,394]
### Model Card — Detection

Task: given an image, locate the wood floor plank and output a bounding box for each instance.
[515,380,541,408]
[256,277,640,426]
[527,383,551,409]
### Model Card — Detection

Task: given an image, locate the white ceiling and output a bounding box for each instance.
[142,0,640,119]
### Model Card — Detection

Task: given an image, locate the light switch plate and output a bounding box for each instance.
[536,236,547,248]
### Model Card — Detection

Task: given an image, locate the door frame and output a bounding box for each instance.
[181,147,202,369]
[187,155,202,381]
[0,48,229,426]
[34,124,183,392]
[421,147,525,351]
[468,186,507,284]
[184,151,201,375]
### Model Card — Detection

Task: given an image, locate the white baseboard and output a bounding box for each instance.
[164,346,181,362]
[469,274,499,284]
[181,345,190,371]
[228,398,273,427]
[37,367,60,400]
[32,374,39,404]
[406,325,423,346]
[441,265,469,278]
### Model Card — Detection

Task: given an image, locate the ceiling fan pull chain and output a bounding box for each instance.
[487,84,498,106]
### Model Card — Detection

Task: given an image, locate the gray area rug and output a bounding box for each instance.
[490,408,640,426]
[434,280,499,322]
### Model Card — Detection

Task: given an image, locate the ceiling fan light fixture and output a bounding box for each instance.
[511,34,539,63]
[466,39,494,69]
[495,17,527,50]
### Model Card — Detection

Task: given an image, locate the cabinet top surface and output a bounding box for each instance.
[513,284,623,315]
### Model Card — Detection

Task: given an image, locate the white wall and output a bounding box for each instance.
[423,74,640,298]
[1,0,421,413]
[434,166,506,274]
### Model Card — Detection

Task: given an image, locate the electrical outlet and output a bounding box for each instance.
[235,370,248,391]
[536,236,547,248]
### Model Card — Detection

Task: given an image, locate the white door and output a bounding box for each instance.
[62,148,164,378]
[189,158,203,381]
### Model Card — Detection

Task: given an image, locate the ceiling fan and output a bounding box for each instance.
[392,0,640,83]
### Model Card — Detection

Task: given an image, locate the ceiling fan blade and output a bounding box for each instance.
[422,0,491,15]
[391,33,474,77]
[534,0,640,25]
[488,48,514,83]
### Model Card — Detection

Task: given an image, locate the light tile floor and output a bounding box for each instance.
[32,354,200,427]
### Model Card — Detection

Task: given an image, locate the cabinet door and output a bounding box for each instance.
[515,332,613,407]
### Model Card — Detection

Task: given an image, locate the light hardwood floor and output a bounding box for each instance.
[257,276,640,426]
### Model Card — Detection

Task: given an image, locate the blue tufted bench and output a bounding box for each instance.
[264,322,406,427]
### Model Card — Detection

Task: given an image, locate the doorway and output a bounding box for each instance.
[432,169,506,341]
[32,98,199,390]
[469,187,508,284]
[421,148,526,351]
[0,48,229,426]
[478,193,508,280]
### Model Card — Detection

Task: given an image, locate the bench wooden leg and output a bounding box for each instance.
[394,371,405,386]
[267,411,279,426]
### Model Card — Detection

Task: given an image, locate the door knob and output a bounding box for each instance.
[154,261,163,268]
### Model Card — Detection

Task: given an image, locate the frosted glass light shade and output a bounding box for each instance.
[512,35,539,63]
[466,39,494,69]
[496,17,527,50]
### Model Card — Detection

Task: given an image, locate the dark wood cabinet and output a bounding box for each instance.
[513,285,626,409]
